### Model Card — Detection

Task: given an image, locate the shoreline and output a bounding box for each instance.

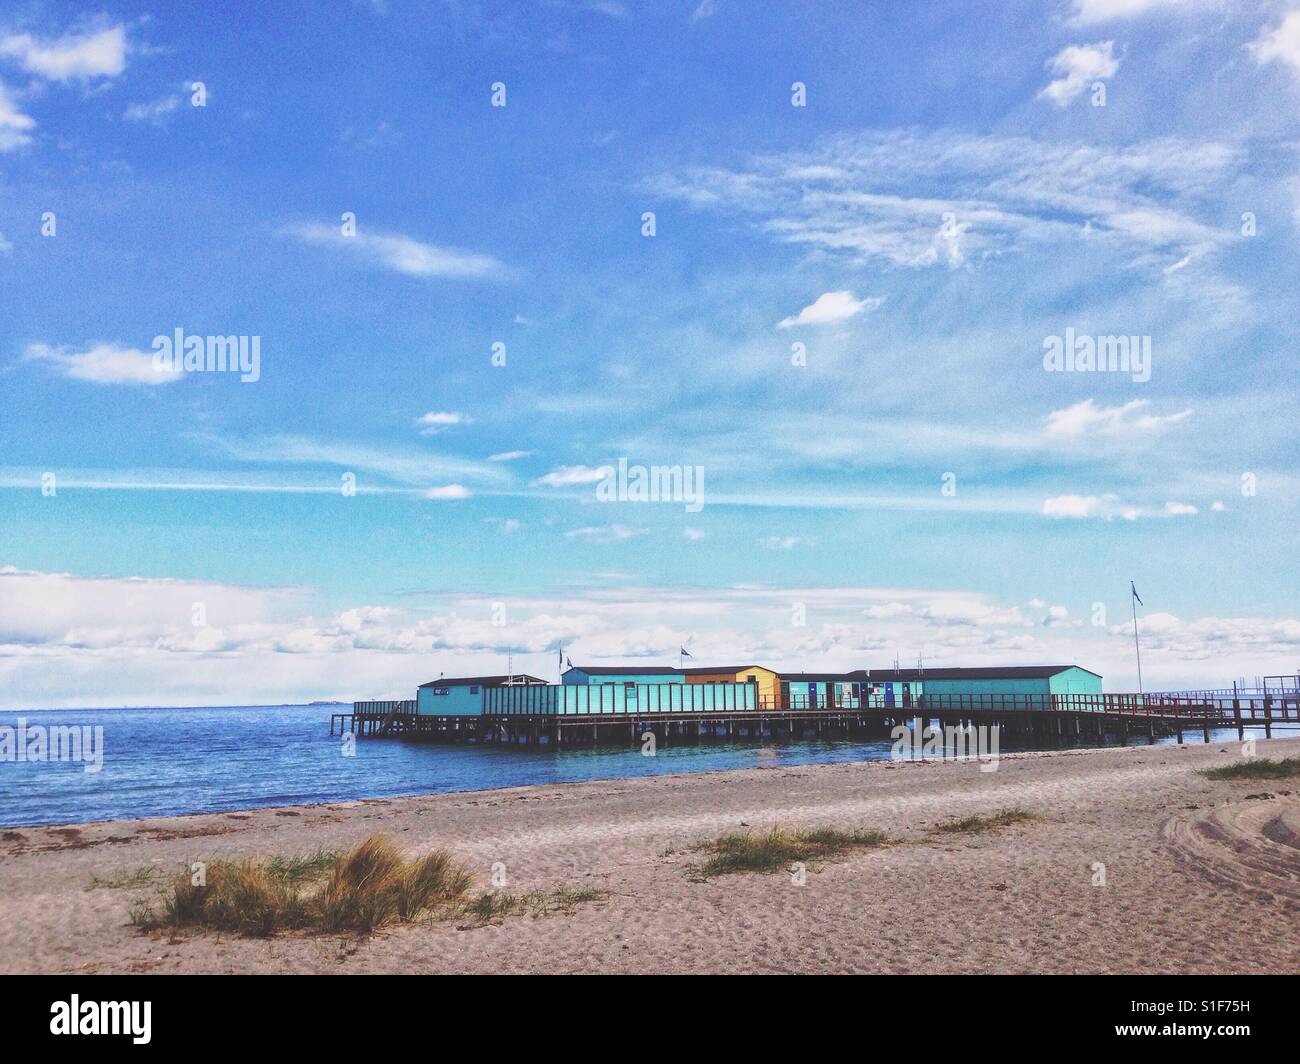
[2,737,1297,974]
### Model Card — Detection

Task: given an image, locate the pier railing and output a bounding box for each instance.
[352,699,416,716]
[340,691,1298,733]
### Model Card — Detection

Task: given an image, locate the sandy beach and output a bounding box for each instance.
[2,737,1297,975]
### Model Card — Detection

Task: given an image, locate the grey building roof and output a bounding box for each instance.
[419,675,547,688]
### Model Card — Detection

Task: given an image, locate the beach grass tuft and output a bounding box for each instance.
[1200,757,1300,781]
[689,824,891,878]
[264,849,341,883]
[927,808,1038,836]
[132,833,473,937]
[451,885,608,926]
[86,865,162,891]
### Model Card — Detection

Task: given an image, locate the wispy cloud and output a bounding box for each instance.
[565,523,646,543]
[284,222,504,280]
[0,81,34,151]
[536,464,613,487]
[488,450,532,462]
[758,535,808,549]
[651,129,1236,274]
[212,434,510,487]
[23,342,181,386]
[1043,399,1193,440]
[123,94,181,126]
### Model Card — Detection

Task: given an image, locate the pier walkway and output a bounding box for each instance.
[331,691,1300,747]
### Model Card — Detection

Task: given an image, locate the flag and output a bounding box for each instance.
[680,646,693,658]
[565,656,572,669]
[557,647,564,669]
[1130,582,1143,606]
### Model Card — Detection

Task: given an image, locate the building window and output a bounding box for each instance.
[470,686,479,695]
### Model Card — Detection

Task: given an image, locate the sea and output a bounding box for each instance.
[0,703,1263,828]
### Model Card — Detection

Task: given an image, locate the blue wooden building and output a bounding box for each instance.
[417,674,547,716]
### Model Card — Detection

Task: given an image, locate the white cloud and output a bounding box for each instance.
[0,24,127,81]
[1039,42,1119,107]
[1163,500,1198,515]
[23,342,182,386]
[1041,493,1138,519]
[1069,0,1190,24]
[1043,605,1072,627]
[284,222,503,280]
[0,229,11,254]
[3,567,1296,705]
[0,81,35,151]
[777,290,881,329]
[416,411,470,435]
[1043,399,1193,439]
[535,464,614,487]
[1251,12,1300,74]
[424,484,472,499]
[1211,500,1226,512]
[691,0,720,22]
[1111,611,1300,659]
[488,450,531,462]
[683,527,707,541]
[565,524,645,543]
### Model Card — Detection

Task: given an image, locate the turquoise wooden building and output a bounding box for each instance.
[906,665,1102,707]
[417,674,547,716]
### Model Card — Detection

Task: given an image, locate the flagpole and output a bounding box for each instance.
[1130,583,1144,698]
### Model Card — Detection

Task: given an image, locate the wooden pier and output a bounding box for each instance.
[331,691,1300,748]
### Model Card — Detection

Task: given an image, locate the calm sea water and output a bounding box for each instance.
[0,704,1259,828]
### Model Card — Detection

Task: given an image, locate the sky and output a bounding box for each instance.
[1,0,1298,707]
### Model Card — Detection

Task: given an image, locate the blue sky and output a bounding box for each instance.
[1,0,1298,707]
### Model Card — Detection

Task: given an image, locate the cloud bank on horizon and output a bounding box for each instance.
[1,2,1297,705]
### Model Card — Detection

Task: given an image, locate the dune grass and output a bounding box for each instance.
[264,849,341,883]
[130,834,605,937]
[1201,757,1300,781]
[690,825,892,878]
[927,808,1038,836]
[132,834,474,937]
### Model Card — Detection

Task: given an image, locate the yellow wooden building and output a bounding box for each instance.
[684,665,781,708]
